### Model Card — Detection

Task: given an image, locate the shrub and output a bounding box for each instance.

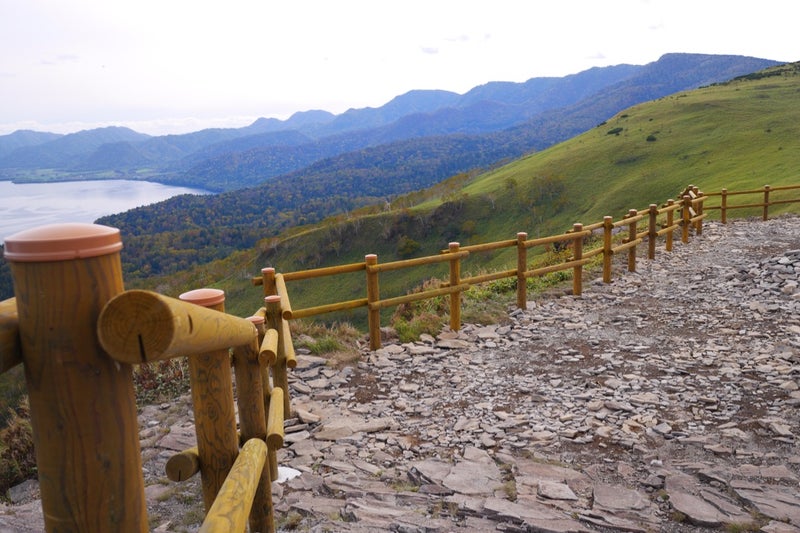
[393,312,444,343]
[133,359,190,405]
[0,397,36,497]
[397,235,421,258]
[290,320,362,366]
[607,127,623,135]
[305,335,344,354]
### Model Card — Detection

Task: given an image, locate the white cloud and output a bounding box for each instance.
[0,0,797,135]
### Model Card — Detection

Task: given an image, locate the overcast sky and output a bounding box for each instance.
[1,0,797,137]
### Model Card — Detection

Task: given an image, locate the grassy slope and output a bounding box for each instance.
[152,63,800,320]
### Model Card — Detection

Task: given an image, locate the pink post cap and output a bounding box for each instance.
[179,288,225,307]
[3,223,122,262]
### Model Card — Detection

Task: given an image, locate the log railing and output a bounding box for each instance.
[701,184,800,223]
[257,186,712,350]
[0,224,294,532]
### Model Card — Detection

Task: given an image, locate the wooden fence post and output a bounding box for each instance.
[602,216,613,283]
[265,295,290,420]
[178,288,240,513]
[263,296,281,482]
[365,254,381,350]
[261,267,277,296]
[647,204,658,260]
[763,185,771,220]
[694,188,704,235]
[448,242,462,331]
[627,209,638,272]
[232,315,273,533]
[3,223,147,532]
[516,232,528,309]
[572,223,583,295]
[665,199,675,251]
[720,189,728,224]
[682,195,692,244]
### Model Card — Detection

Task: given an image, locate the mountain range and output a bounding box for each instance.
[0,53,780,193]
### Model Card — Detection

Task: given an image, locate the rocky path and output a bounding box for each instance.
[2,215,800,532]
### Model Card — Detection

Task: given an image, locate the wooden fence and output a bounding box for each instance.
[256,183,799,350]
[700,184,800,223]
[255,186,715,350]
[0,183,797,531]
[0,224,296,532]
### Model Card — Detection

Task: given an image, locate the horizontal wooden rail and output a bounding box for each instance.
[0,298,21,374]
[290,297,369,320]
[580,220,606,232]
[769,197,800,206]
[655,224,681,237]
[704,184,800,196]
[658,203,681,214]
[199,438,267,533]
[267,387,285,450]
[281,319,297,369]
[524,229,592,248]
[97,289,257,364]
[582,246,606,259]
[275,274,293,319]
[461,269,517,286]
[611,238,644,254]
[281,262,365,281]
[259,328,279,366]
[612,213,645,228]
[453,239,516,254]
[369,283,470,310]
[706,201,787,210]
[522,257,594,278]
[166,446,200,482]
[368,250,469,273]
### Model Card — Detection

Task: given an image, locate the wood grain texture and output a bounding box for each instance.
[0,298,21,374]
[98,289,256,364]
[10,252,147,532]
[198,438,267,533]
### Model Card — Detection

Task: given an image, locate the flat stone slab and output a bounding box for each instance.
[538,480,579,501]
[593,483,649,511]
[730,481,800,524]
[442,459,502,495]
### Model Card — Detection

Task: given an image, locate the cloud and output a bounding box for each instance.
[39,54,79,66]
[421,47,439,55]
[446,34,472,44]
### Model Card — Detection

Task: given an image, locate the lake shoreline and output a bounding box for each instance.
[0,169,210,191]
[0,179,211,241]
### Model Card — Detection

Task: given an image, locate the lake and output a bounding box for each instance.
[0,179,210,241]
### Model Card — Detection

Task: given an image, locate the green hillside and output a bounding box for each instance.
[142,62,800,320]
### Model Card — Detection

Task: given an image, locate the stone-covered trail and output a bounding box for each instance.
[2,215,800,532]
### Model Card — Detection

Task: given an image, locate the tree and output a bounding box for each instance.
[397,235,421,258]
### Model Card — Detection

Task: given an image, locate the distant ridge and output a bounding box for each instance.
[0,53,781,192]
